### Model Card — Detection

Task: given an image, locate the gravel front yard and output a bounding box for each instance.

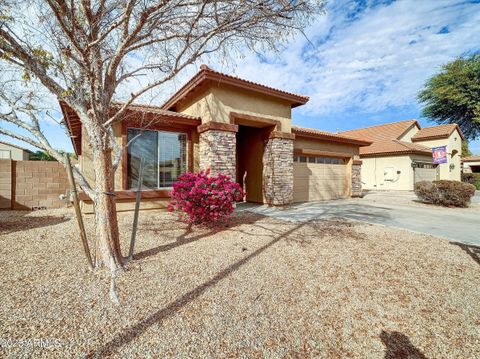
[1,208,479,358]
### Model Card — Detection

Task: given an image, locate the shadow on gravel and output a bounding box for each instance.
[380,331,427,359]
[133,213,264,260]
[133,227,216,260]
[0,213,69,235]
[88,217,316,357]
[451,242,480,266]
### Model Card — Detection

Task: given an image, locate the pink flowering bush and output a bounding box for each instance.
[168,170,244,225]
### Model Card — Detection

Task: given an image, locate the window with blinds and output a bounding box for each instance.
[127,129,187,189]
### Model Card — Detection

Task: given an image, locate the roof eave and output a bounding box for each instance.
[411,134,450,142]
[162,68,309,111]
[462,157,480,162]
[59,101,82,156]
[161,70,207,110]
[361,150,431,157]
[411,124,466,142]
[60,101,202,157]
[0,141,33,153]
[292,129,372,146]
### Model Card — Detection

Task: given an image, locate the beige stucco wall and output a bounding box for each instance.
[113,123,123,188]
[79,123,123,191]
[0,143,30,160]
[361,128,463,191]
[398,123,420,142]
[361,155,414,191]
[81,197,170,213]
[361,153,437,191]
[79,123,173,212]
[294,138,360,156]
[79,128,93,186]
[414,129,462,181]
[177,88,216,123]
[177,84,293,132]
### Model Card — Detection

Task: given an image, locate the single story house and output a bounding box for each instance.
[462,156,480,173]
[0,141,32,160]
[61,65,371,212]
[341,120,464,191]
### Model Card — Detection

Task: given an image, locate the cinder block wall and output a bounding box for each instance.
[0,160,69,210]
[13,161,69,209]
[0,159,12,209]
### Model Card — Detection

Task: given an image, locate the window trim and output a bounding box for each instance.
[124,125,190,190]
[294,154,346,165]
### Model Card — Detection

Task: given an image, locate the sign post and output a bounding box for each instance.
[128,158,144,260]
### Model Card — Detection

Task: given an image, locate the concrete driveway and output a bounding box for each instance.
[240,192,479,246]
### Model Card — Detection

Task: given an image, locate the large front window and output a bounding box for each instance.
[127,129,187,189]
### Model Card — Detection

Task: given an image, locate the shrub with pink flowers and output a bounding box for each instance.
[168,170,244,225]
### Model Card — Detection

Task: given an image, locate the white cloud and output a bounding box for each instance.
[215,0,480,117]
[4,0,478,151]
[103,0,480,118]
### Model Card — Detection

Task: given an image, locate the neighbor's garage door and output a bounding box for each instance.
[293,155,349,202]
[414,163,438,183]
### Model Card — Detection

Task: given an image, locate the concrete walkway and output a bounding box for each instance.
[239,195,480,246]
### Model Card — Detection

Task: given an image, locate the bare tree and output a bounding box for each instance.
[0,0,324,272]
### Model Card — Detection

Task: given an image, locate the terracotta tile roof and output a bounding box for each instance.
[292,126,372,146]
[462,156,480,162]
[340,119,418,142]
[162,64,309,110]
[411,124,465,141]
[116,103,200,120]
[60,101,201,156]
[360,139,431,157]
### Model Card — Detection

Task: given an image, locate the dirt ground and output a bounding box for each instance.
[0,208,479,358]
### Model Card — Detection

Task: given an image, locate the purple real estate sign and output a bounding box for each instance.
[432,146,447,164]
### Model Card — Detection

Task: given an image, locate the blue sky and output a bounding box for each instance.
[1,0,480,153]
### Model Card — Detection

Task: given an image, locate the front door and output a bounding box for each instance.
[236,125,268,203]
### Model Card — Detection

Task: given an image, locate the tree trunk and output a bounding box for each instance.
[92,148,123,271]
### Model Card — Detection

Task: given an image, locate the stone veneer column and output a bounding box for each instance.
[198,122,238,179]
[263,131,295,206]
[351,159,362,197]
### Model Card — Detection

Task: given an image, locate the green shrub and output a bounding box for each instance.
[414,180,476,207]
[462,173,480,190]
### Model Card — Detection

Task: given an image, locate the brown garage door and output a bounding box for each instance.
[414,163,438,183]
[293,155,349,202]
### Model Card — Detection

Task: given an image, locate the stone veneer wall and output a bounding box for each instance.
[263,137,294,205]
[199,129,236,179]
[351,162,362,197]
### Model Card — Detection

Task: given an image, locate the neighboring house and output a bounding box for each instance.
[342,120,464,191]
[61,65,370,211]
[462,156,480,173]
[0,141,32,160]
